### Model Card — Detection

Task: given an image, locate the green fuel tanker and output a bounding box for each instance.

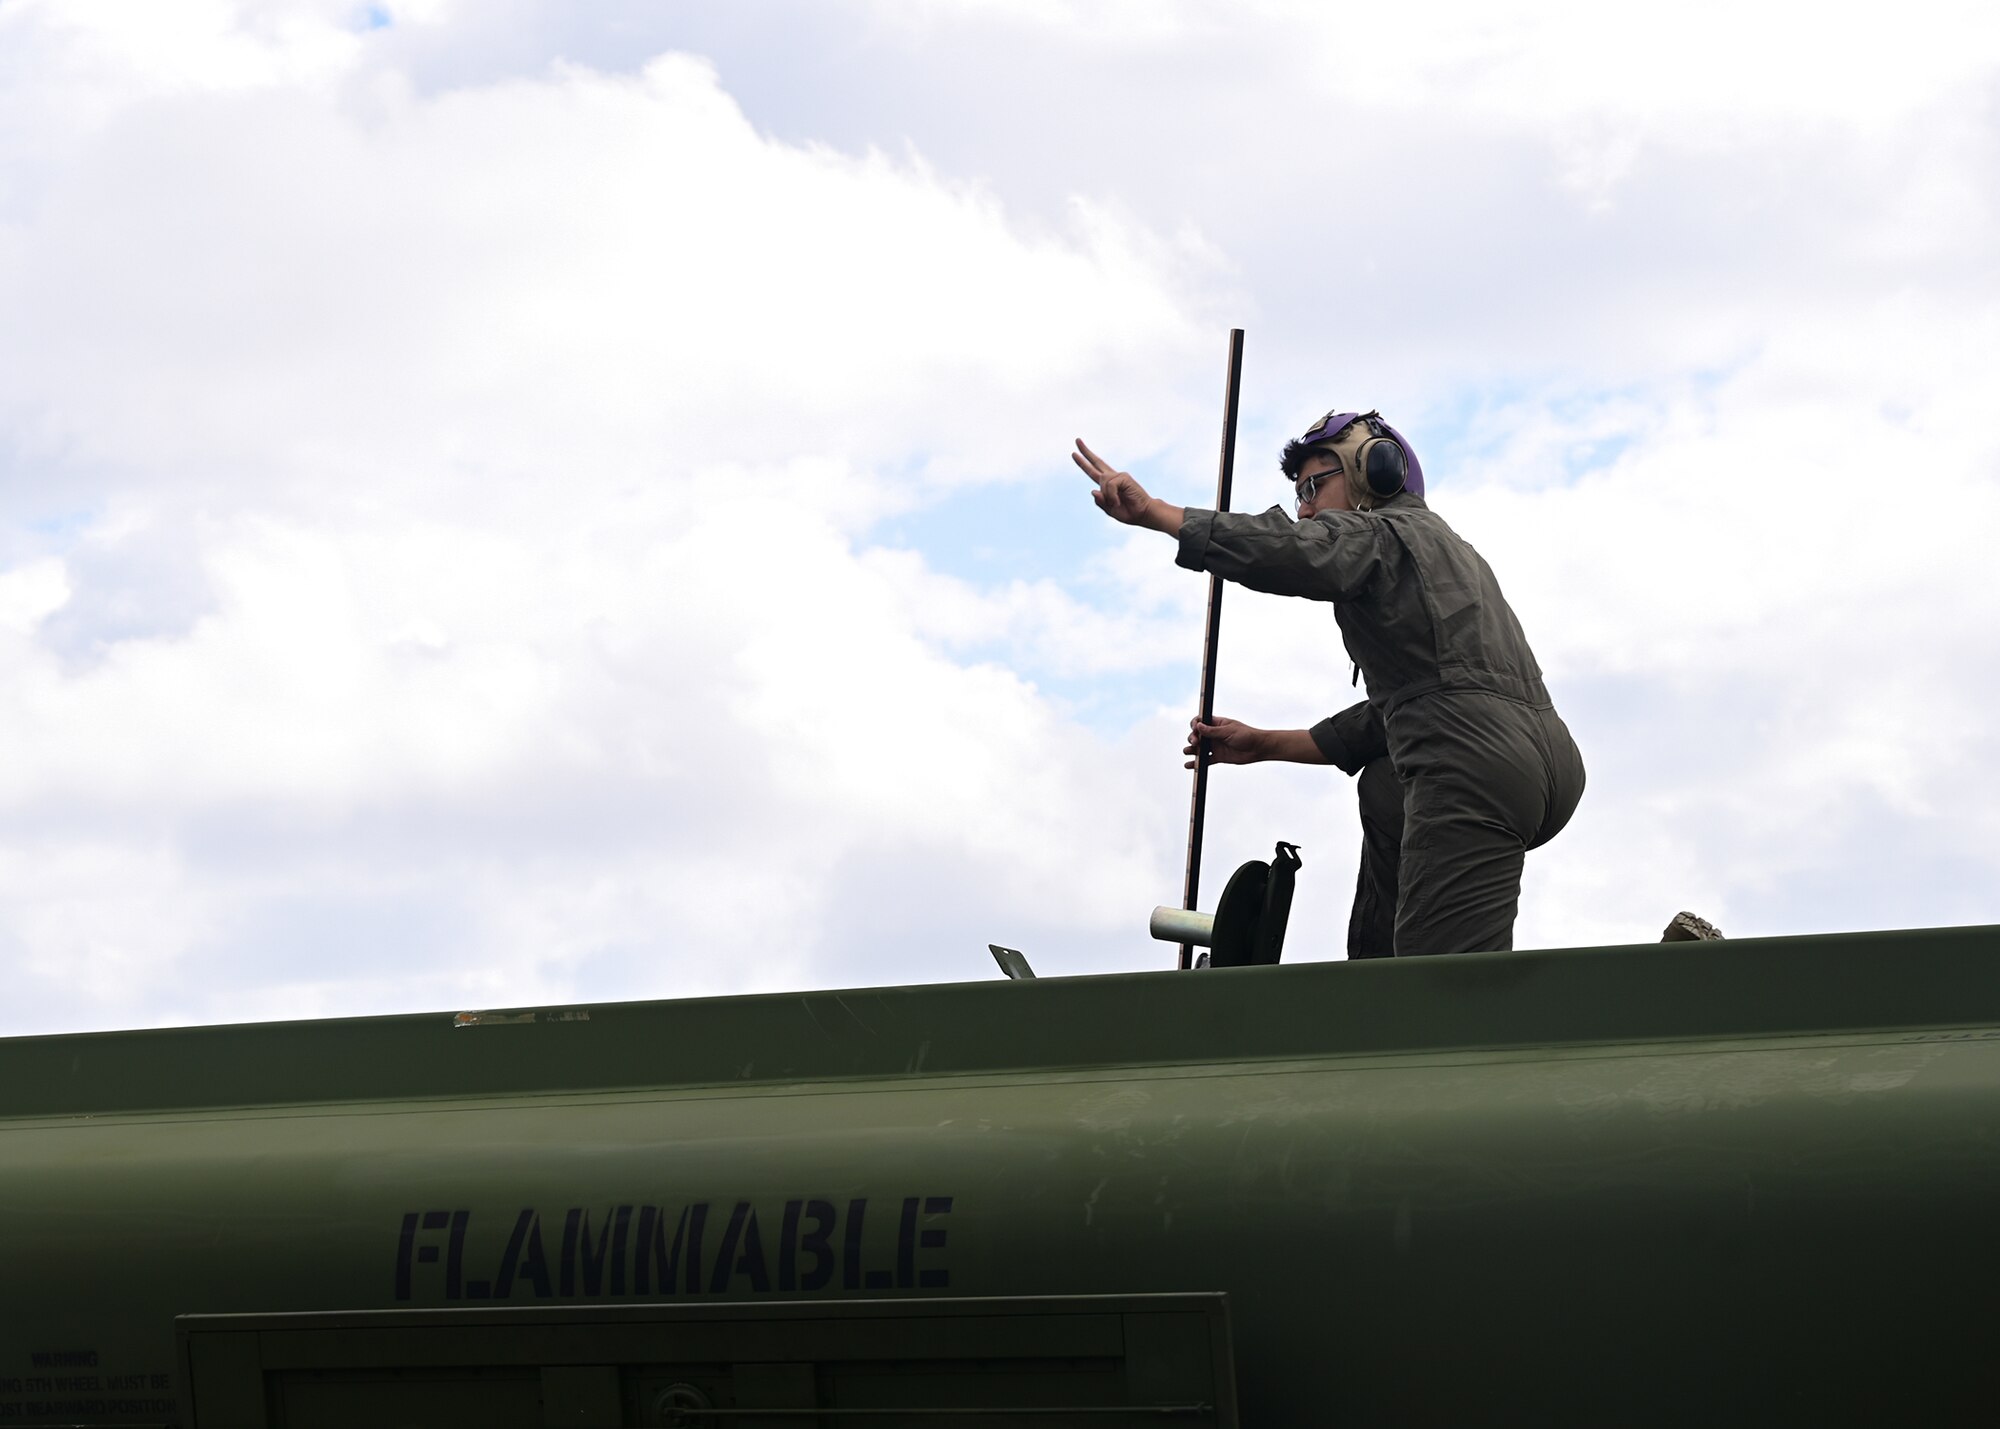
[3,926,1999,1426]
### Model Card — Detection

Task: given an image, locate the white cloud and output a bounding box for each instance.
[4,47,1211,507]
[0,9,1231,1031]
[0,558,68,634]
[928,0,1998,133]
[4,0,1999,1036]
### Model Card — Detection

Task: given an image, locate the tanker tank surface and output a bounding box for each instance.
[4,926,2000,1427]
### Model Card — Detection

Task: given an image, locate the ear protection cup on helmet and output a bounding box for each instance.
[1363,436,1408,498]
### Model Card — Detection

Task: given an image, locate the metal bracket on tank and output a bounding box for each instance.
[989,944,1037,979]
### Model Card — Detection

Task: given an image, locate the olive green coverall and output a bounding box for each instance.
[1176,491,1585,958]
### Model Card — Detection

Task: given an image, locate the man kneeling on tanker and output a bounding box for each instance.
[1073,410,1585,958]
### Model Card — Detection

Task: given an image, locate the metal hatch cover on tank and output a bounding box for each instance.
[175,1294,1240,1427]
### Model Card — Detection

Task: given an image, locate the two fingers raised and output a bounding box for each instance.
[1072,438,1126,489]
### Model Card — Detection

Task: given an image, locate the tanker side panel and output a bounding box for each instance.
[4,1025,2000,1426]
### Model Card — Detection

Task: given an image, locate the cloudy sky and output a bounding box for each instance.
[2,0,1997,1034]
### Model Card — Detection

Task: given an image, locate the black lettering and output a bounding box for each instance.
[397,1210,452,1301]
[396,1194,944,1305]
[561,1208,621,1297]
[843,1198,867,1290]
[560,1209,580,1294]
[556,1200,624,1288]
[609,1204,632,1295]
[446,1209,469,1299]
[709,1202,771,1294]
[492,1210,553,1299]
[634,1206,661,1294]
[683,1203,708,1293]
[779,1200,802,1291]
[634,1203,708,1296]
[896,1196,918,1289]
[395,1212,418,1300]
[798,1200,836,1292]
[708,1201,745,1294]
[919,1195,953,1288]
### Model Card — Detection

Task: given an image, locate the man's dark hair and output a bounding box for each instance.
[1280,426,1354,481]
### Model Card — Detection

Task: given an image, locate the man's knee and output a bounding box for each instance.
[1393,813,1527,957]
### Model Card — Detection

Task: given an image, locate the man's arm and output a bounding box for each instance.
[1184,718,1331,768]
[1174,506,1384,602]
[1073,438,1380,602]
[1307,701,1387,775]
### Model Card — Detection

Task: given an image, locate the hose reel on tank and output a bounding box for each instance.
[987,840,1300,980]
[1150,840,1301,969]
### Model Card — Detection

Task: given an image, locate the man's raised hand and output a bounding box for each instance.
[1073,439,1156,527]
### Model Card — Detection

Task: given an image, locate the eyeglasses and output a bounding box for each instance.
[1294,467,1337,513]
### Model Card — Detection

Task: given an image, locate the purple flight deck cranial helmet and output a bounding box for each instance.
[1298,409,1425,498]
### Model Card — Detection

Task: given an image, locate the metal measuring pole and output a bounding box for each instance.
[1178,328,1244,968]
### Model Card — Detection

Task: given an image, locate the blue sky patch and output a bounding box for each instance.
[869,470,1118,588]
